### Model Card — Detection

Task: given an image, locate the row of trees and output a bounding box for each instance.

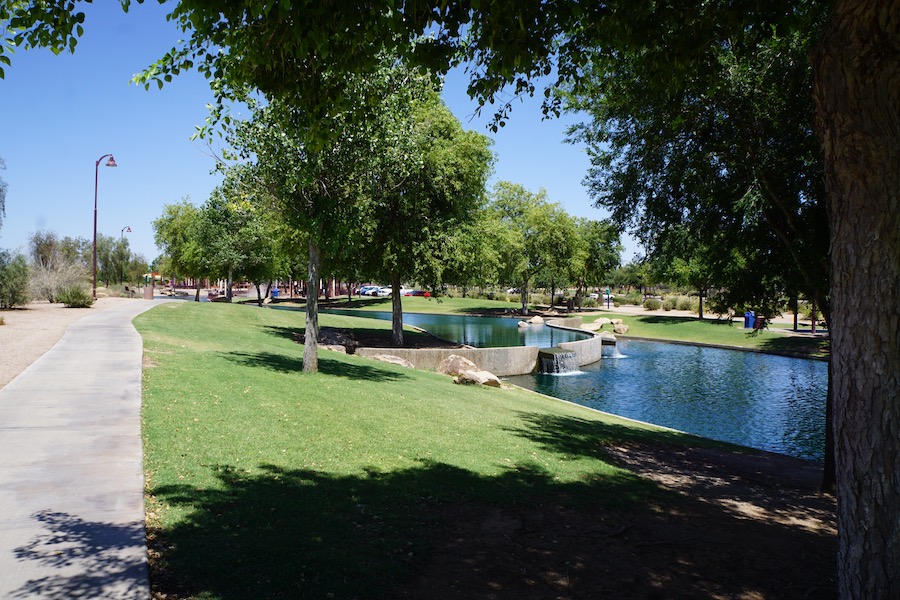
[4,2,897,595]
[154,175,623,329]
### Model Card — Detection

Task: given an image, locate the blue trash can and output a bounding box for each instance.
[745,311,755,329]
[272,288,279,298]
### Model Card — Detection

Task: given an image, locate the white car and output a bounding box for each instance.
[359,285,381,296]
[373,286,393,296]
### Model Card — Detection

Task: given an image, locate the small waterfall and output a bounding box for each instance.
[602,345,627,359]
[538,349,580,374]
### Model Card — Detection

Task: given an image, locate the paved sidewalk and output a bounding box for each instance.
[0,300,165,599]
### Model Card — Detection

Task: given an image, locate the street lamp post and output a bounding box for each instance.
[121,225,131,240]
[93,154,117,299]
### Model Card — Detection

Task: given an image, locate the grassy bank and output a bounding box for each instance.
[585,312,830,359]
[137,302,691,598]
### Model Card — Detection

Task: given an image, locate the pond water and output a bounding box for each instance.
[316,308,827,461]
[506,339,828,462]
[321,309,590,348]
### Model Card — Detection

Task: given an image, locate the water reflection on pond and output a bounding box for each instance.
[322,309,589,348]
[506,339,828,462]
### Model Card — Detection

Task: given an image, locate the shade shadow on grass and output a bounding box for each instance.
[221,350,413,382]
[148,459,652,600]
[507,411,703,461]
[756,336,830,359]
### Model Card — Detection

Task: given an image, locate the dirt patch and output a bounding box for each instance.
[398,443,836,599]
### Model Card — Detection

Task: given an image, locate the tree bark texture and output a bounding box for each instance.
[812,1,900,596]
[391,270,404,346]
[303,236,321,373]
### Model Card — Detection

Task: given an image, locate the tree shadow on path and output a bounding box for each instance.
[12,510,147,600]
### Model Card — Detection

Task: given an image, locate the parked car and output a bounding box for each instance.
[404,289,431,297]
[373,286,393,296]
[358,285,381,296]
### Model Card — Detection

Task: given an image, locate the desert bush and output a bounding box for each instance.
[677,296,697,311]
[582,298,598,308]
[0,250,30,308]
[621,291,643,305]
[643,298,662,311]
[662,297,676,311]
[30,258,88,303]
[533,293,550,306]
[57,285,94,308]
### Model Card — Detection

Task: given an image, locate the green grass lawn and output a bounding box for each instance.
[137,302,690,599]
[586,312,830,359]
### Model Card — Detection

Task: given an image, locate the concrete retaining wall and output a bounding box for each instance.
[354,316,601,376]
[355,345,540,377]
[545,316,584,329]
[558,335,604,367]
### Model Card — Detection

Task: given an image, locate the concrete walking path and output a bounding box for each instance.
[0,300,166,599]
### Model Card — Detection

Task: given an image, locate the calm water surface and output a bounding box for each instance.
[506,339,828,461]
[322,309,589,348]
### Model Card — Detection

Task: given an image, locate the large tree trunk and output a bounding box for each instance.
[303,235,321,373]
[391,270,404,346]
[812,2,900,597]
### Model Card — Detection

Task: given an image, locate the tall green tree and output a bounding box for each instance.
[572,218,622,304]
[490,182,576,315]
[563,19,829,321]
[152,200,205,301]
[359,89,493,344]
[231,67,400,371]
[197,169,284,305]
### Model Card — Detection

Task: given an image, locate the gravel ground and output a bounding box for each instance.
[0,298,136,389]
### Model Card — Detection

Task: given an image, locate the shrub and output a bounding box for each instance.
[662,297,676,311]
[0,250,30,308]
[0,316,5,326]
[582,298,598,308]
[677,296,696,311]
[29,258,87,303]
[643,298,662,311]
[621,291,643,305]
[57,285,94,308]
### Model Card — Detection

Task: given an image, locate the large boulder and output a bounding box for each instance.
[438,354,480,376]
[370,354,415,369]
[455,369,502,387]
[613,323,630,335]
[596,317,612,327]
[581,322,603,332]
[529,315,545,325]
[610,318,624,325]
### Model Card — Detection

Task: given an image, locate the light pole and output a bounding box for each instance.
[93,154,117,299]
[121,225,131,240]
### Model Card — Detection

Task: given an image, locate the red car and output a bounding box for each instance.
[404,289,431,297]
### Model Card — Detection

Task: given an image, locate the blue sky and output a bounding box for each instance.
[1,2,639,264]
